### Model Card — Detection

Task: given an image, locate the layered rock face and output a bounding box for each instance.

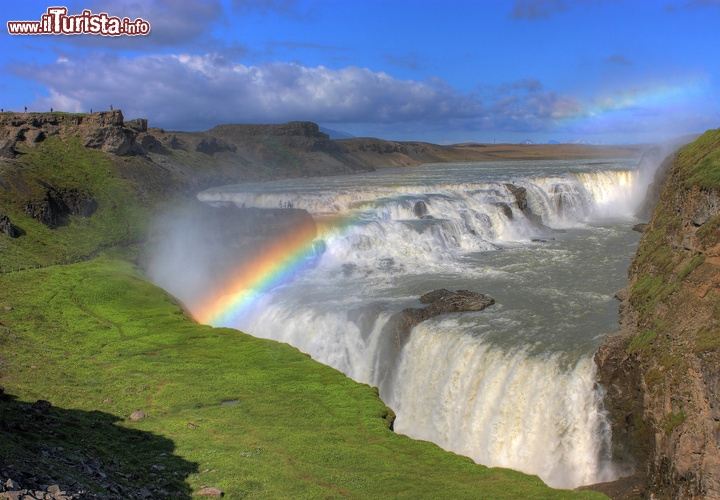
[596,129,720,499]
[0,110,150,157]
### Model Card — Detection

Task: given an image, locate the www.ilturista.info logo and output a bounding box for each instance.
[7,7,150,36]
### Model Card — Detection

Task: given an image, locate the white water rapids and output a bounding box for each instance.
[187,159,645,489]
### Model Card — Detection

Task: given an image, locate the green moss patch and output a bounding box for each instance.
[663,412,687,435]
[696,325,720,353]
[678,254,706,280]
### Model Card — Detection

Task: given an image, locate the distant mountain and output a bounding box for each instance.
[570,138,604,145]
[319,126,355,140]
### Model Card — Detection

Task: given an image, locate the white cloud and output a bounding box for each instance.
[12,52,709,143]
[58,0,224,50]
[14,53,485,130]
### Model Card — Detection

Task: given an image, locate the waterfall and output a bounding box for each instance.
[155,159,642,489]
[389,319,616,488]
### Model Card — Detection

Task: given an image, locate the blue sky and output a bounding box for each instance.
[2,0,720,144]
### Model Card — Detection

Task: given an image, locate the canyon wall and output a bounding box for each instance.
[596,128,720,499]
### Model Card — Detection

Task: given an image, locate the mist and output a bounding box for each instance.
[142,201,318,318]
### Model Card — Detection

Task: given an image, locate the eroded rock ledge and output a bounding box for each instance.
[384,289,495,346]
[0,111,153,157]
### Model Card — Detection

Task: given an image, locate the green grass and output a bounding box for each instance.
[630,273,678,321]
[644,368,663,390]
[628,328,658,354]
[697,214,720,248]
[663,412,687,435]
[695,325,720,354]
[675,128,720,191]
[257,136,303,172]
[168,146,224,173]
[0,136,147,269]
[0,257,605,499]
[678,254,706,280]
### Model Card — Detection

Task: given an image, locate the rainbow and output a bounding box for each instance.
[193,213,357,327]
[553,77,710,132]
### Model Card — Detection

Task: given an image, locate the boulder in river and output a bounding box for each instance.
[413,200,428,218]
[385,289,495,347]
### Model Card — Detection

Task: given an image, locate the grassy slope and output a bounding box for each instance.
[0,137,149,269]
[0,136,606,498]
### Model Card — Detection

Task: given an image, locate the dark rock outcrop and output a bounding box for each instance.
[146,121,373,180]
[207,121,339,154]
[493,202,514,220]
[413,200,428,218]
[0,111,147,157]
[384,289,495,346]
[0,213,17,238]
[23,186,97,229]
[505,184,529,214]
[505,183,546,225]
[195,136,237,155]
[78,111,136,155]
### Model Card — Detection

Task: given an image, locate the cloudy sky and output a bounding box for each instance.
[2,0,720,144]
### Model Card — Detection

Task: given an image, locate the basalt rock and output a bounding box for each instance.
[24,186,97,229]
[493,202,513,220]
[195,136,236,155]
[505,184,529,214]
[0,213,17,238]
[207,121,339,154]
[504,183,546,225]
[413,200,428,218]
[385,289,494,346]
[0,111,148,157]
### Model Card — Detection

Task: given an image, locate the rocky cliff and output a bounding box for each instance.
[0,110,148,157]
[595,128,720,499]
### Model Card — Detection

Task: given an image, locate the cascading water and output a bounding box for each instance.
[172,158,645,489]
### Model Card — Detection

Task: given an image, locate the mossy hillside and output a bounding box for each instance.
[674,128,720,191]
[625,129,720,428]
[0,257,606,499]
[0,136,150,269]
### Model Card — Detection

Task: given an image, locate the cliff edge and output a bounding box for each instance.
[595,128,720,499]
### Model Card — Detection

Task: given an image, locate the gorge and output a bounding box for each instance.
[1,112,719,499]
